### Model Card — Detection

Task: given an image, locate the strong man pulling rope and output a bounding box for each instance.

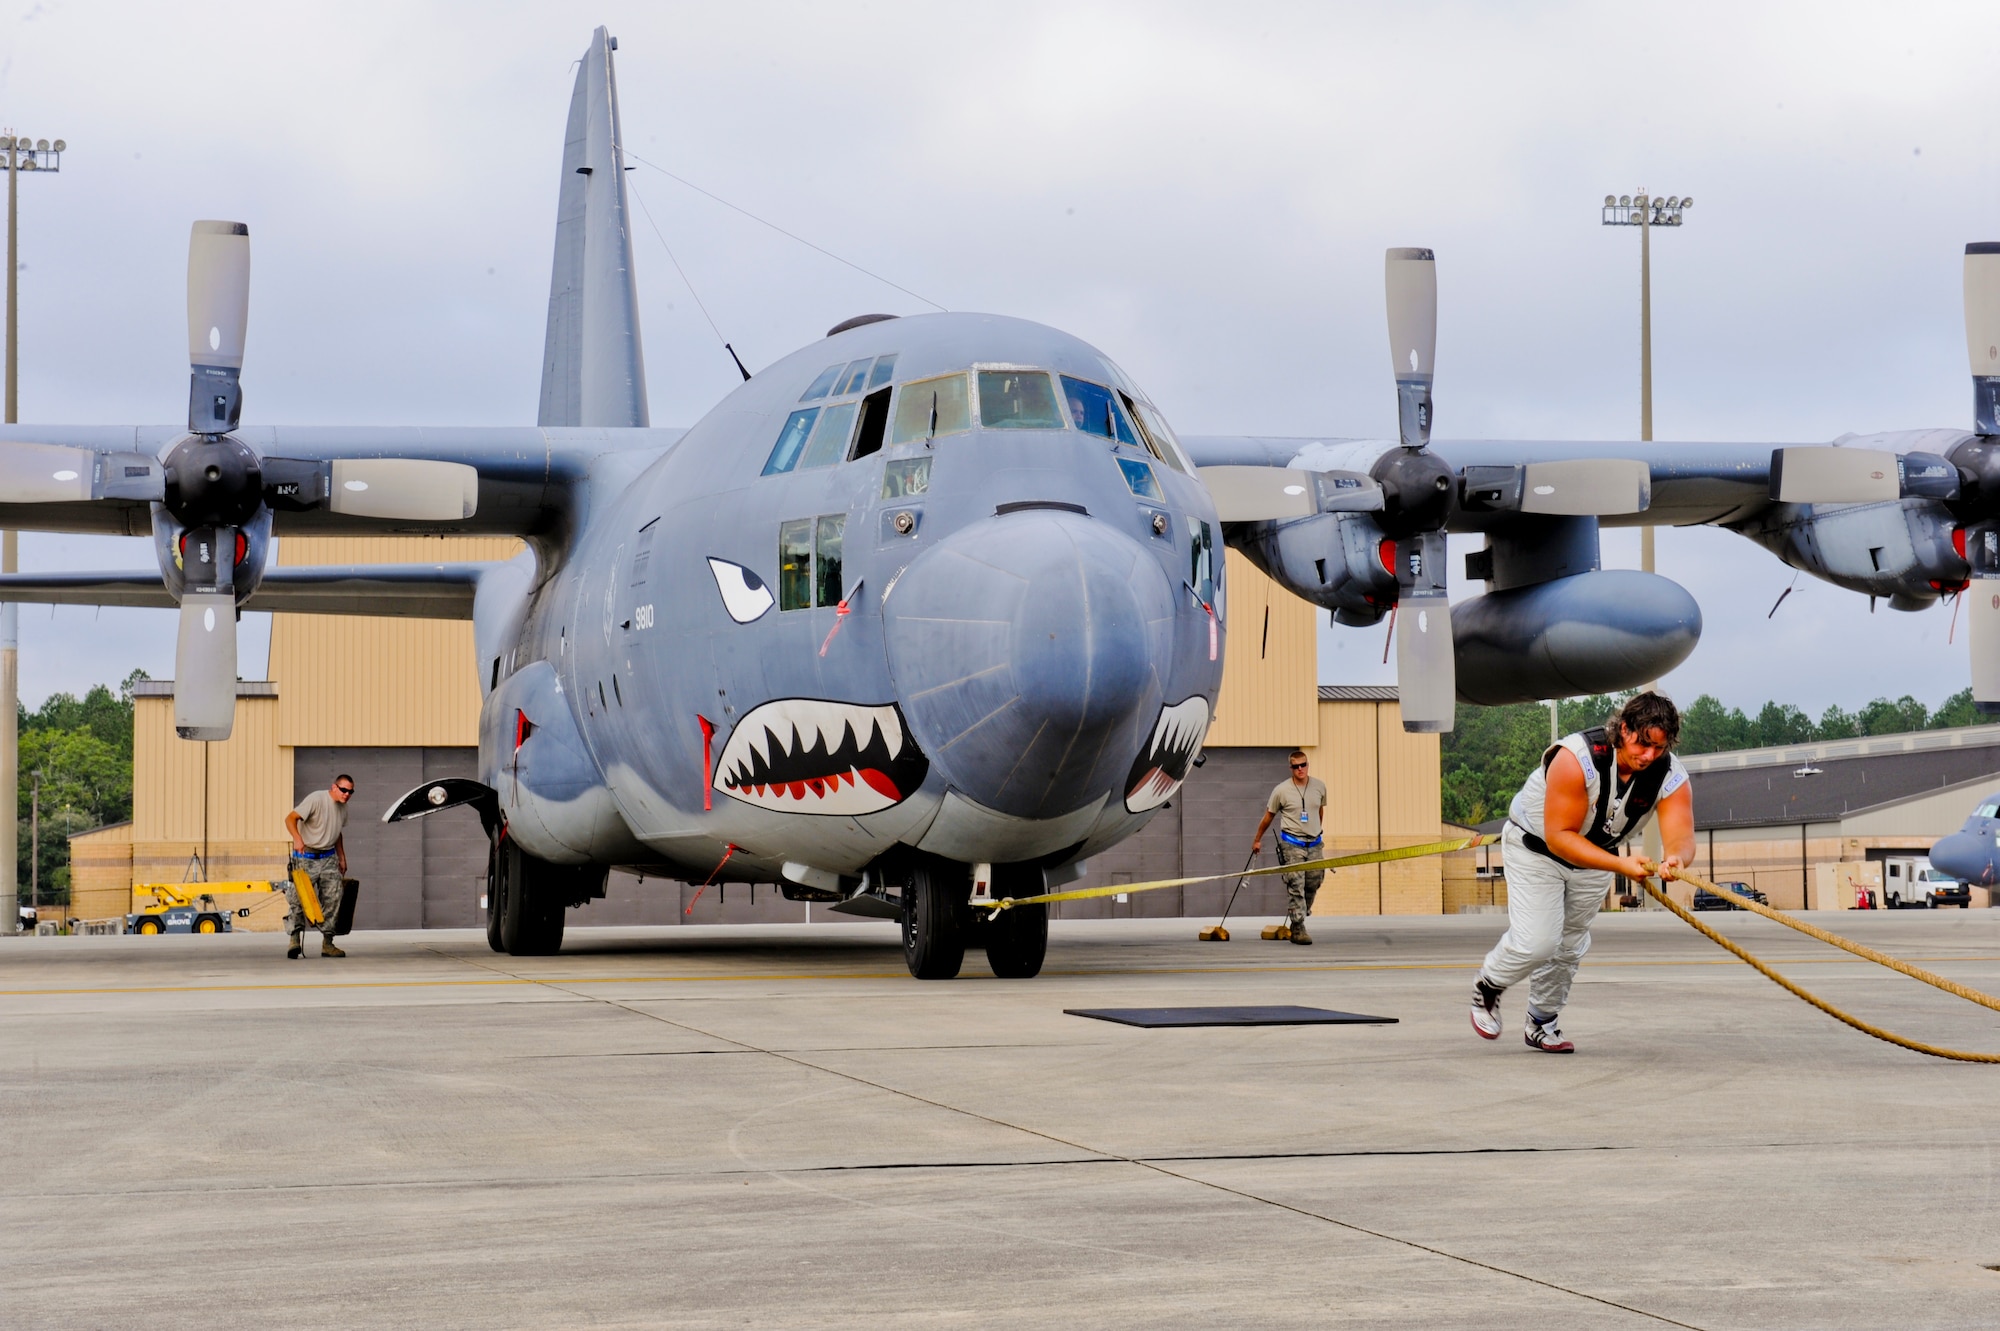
[1471,692,1695,1054]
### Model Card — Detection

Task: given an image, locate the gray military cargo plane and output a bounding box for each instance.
[1926,795,2000,887]
[4,28,2000,977]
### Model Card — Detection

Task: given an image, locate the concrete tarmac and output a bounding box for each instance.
[4,910,1999,1329]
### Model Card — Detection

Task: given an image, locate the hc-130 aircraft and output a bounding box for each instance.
[4,29,1999,978]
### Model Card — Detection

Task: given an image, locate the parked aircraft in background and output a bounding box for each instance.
[1926,796,2000,888]
[2,29,1997,975]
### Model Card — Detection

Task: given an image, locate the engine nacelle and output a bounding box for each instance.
[149,505,273,604]
[1737,497,1967,611]
[1453,570,1702,705]
[1230,511,1398,626]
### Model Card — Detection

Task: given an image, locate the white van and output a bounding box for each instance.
[1882,858,1971,909]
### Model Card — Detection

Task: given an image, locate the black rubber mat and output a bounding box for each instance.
[1064,1005,1397,1028]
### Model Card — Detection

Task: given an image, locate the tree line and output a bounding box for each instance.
[14,670,144,904]
[1440,688,1986,828]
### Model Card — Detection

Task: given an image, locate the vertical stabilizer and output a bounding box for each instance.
[539,28,649,428]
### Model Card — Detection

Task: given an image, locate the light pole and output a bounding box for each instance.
[1603,190,1691,907]
[28,767,41,919]
[1,131,64,936]
[1600,190,1692,579]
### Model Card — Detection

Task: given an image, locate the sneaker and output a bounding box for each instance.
[1524,1015,1574,1054]
[1289,924,1313,945]
[1470,977,1503,1039]
[321,940,347,958]
[286,933,303,960]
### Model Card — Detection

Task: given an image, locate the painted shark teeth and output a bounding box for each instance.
[713,699,929,815]
[1123,696,1211,813]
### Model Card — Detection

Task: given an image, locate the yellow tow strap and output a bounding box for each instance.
[1644,861,2000,1064]
[290,868,325,928]
[976,834,1488,913]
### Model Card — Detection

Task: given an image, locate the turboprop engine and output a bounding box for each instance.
[1232,510,1398,627]
[1735,432,1970,611]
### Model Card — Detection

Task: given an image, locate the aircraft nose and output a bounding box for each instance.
[1929,831,1999,886]
[884,507,1171,819]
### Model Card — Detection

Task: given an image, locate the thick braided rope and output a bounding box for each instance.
[1648,862,2000,1014]
[1640,872,2000,1064]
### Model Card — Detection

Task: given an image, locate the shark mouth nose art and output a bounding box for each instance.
[1123,696,1211,813]
[714,699,930,814]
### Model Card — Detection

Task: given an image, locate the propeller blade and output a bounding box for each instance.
[1768,447,1900,504]
[0,444,165,504]
[1197,466,1382,521]
[328,459,479,521]
[1518,459,1652,516]
[1965,242,2000,433]
[0,443,93,501]
[1385,247,1437,451]
[1396,594,1455,733]
[174,590,238,740]
[187,220,250,435]
[1392,530,1454,733]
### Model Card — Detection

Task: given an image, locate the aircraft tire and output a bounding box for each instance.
[497,842,566,956]
[902,860,967,980]
[983,901,1047,978]
[484,839,507,953]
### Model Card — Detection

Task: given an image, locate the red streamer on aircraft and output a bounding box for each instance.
[819,579,864,657]
[698,714,715,811]
[683,842,738,916]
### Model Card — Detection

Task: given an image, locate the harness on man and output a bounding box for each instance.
[1516,727,1670,869]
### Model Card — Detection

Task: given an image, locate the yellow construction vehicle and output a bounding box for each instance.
[126,882,270,935]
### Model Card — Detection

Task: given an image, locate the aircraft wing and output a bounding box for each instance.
[0,562,496,619]
[0,425,685,538]
[1181,432,1970,531]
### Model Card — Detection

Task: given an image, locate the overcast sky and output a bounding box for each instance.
[3,1,1998,715]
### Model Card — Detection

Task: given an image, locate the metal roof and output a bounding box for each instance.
[1466,724,2000,833]
[1679,721,2000,774]
[1688,748,2000,829]
[131,681,278,698]
[1318,685,1400,702]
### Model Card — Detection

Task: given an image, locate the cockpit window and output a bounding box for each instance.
[977,371,1063,429]
[800,364,844,402]
[836,359,874,397]
[867,354,899,391]
[890,373,971,444]
[1117,457,1163,500]
[1061,376,1139,446]
[1979,802,2000,819]
[762,408,820,475]
[797,401,858,470]
[1188,515,1216,606]
[1133,400,1192,474]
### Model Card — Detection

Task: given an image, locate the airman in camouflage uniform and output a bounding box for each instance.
[283,775,354,958]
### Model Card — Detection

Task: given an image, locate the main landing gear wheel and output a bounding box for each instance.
[489,839,566,957]
[901,859,968,980]
[484,839,507,953]
[982,865,1047,978]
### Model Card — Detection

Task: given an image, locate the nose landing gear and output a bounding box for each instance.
[897,857,1049,980]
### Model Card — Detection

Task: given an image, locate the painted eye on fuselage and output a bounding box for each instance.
[708,557,775,623]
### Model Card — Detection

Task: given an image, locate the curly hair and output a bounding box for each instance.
[1610,691,1681,749]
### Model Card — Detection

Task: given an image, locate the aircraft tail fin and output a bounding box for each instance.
[538,28,649,428]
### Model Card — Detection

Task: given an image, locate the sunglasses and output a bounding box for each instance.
[335,786,354,795]
[1289,762,1308,770]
